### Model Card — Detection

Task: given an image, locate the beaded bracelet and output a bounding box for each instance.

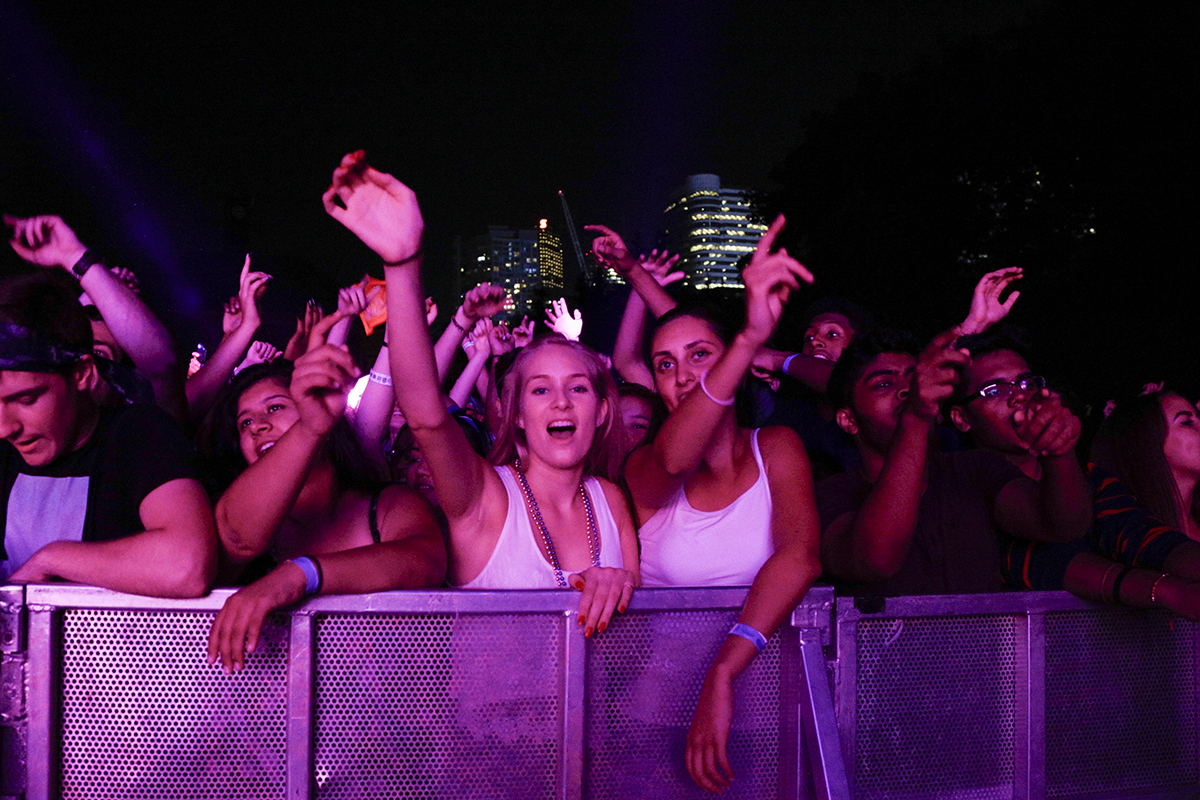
[729,622,767,653]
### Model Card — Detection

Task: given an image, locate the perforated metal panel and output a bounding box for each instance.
[1044,610,1199,797]
[313,612,565,799]
[60,609,289,800]
[853,615,1016,800]
[583,610,783,799]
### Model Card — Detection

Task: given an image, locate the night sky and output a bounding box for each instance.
[1,1,1190,409]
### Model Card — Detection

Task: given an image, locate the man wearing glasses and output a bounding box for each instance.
[815,327,1091,596]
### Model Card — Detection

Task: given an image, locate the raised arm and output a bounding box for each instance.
[586,224,678,318]
[994,389,1091,542]
[214,313,356,567]
[8,477,217,598]
[959,266,1022,336]
[6,214,188,421]
[449,318,492,408]
[327,279,379,348]
[820,328,967,582]
[627,216,812,510]
[613,249,684,388]
[433,284,507,384]
[322,151,502,532]
[687,427,822,792]
[186,256,271,418]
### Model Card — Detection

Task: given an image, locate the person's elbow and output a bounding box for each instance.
[161,527,218,598]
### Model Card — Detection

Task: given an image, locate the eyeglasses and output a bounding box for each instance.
[968,375,1047,402]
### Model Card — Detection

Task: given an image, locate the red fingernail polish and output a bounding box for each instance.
[584,626,593,638]
[598,622,607,634]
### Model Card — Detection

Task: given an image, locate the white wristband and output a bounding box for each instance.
[368,369,392,386]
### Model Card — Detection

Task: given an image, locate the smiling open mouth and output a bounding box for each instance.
[547,422,577,439]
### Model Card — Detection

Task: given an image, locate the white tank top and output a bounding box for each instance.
[638,429,774,587]
[459,466,625,589]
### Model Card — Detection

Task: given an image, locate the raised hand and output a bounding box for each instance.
[4,214,87,269]
[960,266,1022,335]
[461,283,508,323]
[237,255,271,330]
[909,327,970,423]
[1012,389,1081,458]
[291,311,358,437]
[283,300,326,361]
[322,151,423,264]
[511,315,536,348]
[222,296,243,336]
[489,321,516,356]
[584,224,637,275]
[741,216,813,347]
[236,341,282,373]
[425,297,439,327]
[464,318,493,360]
[110,266,141,294]
[639,249,684,287]
[546,297,583,341]
[337,281,372,317]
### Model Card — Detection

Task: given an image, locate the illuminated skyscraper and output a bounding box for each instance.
[460,226,541,318]
[662,174,767,290]
[537,218,564,294]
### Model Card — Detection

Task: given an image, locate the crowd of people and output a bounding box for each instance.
[2,152,1197,793]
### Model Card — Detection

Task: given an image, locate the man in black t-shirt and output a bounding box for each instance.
[815,328,1091,596]
[0,270,215,596]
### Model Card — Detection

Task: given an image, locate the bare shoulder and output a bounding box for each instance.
[375,483,441,542]
[756,426,810,470]
[593,476,635,524]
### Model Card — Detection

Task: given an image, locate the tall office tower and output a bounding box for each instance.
[661,174,767,290]
[461,226,541,318]
[537,219,564,294]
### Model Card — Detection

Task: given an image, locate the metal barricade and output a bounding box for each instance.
[833,592,1200,800]
[0,584,843,800]
[6,584,1196,799]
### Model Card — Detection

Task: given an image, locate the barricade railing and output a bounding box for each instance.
[0,583,842,800]
[2,584,1197,800]
[833,592,1200,800]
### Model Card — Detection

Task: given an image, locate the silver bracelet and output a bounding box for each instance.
[368,369,392,386]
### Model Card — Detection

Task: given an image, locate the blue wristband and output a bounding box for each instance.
[291,556,322,595]
[729,622,767,653]
[781,353,799,374]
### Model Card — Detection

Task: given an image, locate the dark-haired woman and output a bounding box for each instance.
[201,316,445,673]
[598,218,823,793]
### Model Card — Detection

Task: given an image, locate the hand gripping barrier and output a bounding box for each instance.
[2,583,1197,799]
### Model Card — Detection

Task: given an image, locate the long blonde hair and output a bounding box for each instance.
[488,335,623,481]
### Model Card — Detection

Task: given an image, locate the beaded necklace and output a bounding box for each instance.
[513,456,599,587]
